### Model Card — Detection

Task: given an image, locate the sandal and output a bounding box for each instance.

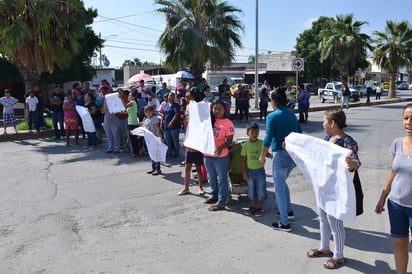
[208,204,225,211]
[177,190,190,196]
[204,196,218,204]
[307,249,333,258]
[323,258,345,269]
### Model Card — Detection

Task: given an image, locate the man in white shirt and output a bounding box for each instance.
[137,80,150,100]
[25,89,39,132]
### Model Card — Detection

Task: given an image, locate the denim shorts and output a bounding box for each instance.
[388,199,412,238]
[185,151,204,166]
[247,167,267,201]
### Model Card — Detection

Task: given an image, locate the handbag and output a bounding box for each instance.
[353,170,364,216]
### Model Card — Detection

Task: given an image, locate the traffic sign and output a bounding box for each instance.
[292,58,304,71]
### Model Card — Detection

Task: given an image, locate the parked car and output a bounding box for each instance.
[230,83,254,96]
[318,82,359,103]
[304,83,317,95]
[398,81,409,90]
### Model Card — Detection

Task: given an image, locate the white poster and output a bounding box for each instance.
[284,132,356,221]
[76,105,96,133]
[183,101,215,154]
[105,92,125,113]
[131,127,168,163]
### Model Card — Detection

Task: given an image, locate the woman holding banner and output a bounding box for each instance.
[306,108,360,270]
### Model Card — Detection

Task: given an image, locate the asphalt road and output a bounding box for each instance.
[1,100,412,273]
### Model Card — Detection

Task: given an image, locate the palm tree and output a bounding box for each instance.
[0,0,92,90]
[155,0,243,84]
[373,20,412,98]
[319,14,372,84]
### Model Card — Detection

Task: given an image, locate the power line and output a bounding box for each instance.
[97,15,162,33]
[104,44,161,53]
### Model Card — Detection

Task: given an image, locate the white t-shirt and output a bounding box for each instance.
[26,96,39,111]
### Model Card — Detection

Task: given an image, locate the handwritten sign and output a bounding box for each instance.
[76,105,95,133]
[285,132,356,221]
[105,92,125,113]
[131,127,167,163]
[183,101,215,154]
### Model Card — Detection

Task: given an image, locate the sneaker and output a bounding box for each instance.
[146,170,155,174]
[255,208,264,217]
[276,210,295,220]
[245,207,256,215]
[60,136,65,140]
[272,221,292,232]
[51,136,58,140]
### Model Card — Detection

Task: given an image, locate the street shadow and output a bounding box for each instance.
[344,259,395,274]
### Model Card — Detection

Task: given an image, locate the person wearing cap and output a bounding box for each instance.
[0,89,18,134]
[50,84,65,140]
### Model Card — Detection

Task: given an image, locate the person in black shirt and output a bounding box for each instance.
[50,83,65,139]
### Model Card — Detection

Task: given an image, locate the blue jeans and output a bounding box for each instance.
[205,154,230,206]
[28,111,38,131]
[86,132,97,147]
[272,149,296,225]
[298,103,309,122]
[164,128,180,157]
[341,96,349,109]
[52,111,64,138]
[247,167,268,201]
[388,199,412,238]
[152,160,160,171]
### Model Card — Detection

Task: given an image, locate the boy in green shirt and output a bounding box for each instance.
[241,122,272,216]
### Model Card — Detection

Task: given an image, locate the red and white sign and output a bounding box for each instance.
[292,58,304,71]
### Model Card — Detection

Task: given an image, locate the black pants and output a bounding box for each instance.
[366,88,371,104]
[128,124,143,154]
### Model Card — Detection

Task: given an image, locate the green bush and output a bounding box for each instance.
[16,117,53,130]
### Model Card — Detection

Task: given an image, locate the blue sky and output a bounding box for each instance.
[83,0,412,68]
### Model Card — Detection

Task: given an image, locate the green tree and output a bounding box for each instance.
[248,55,255,64]
[319,14,372,85]
[373,20,412,98]
[295,17,338,82]
[156,0,243,84]
[0,0,99,91]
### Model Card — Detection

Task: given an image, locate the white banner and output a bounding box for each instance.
[105,92,125,113]
[285,132,356,221]
[76,105,96,133]
[131,127,168,163]
[183,101,215,154]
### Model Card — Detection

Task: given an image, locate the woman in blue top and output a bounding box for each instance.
[375,103,412,274]
[162,92,181,158]
[259,88,301,232]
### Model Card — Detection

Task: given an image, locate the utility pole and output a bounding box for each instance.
[254,0,259,109]
[99,32,102,68]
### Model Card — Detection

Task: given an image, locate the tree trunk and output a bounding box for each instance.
[190,63,204,86]
[19,66,41,96]
[388,72,397,98]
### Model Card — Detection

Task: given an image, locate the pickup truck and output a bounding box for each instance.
[318,82,360,103]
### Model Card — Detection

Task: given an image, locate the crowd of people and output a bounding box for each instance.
[1,78,412,272]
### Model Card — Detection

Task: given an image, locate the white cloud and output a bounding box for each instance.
[303,17,319,29]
